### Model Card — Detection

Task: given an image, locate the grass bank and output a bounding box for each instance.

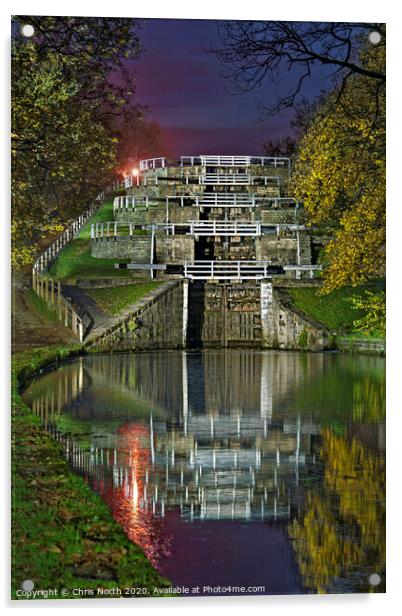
[287,281,385,339]
[12,345,172,600]
[86,282,163,316]
[49,200,131,282]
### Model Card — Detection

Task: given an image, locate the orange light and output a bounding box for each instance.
[132,168,139,176]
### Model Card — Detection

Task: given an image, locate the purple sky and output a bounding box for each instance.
[129,18,329,158]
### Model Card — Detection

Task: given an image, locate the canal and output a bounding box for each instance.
[22,350,385,595]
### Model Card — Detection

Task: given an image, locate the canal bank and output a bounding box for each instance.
[11,344,173,599]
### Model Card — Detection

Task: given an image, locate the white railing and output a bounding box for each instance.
[33,193,105,273]
[91,221,150,240]
[283,265,322,279]
[183,260,276,280]
[91,220,306,239]
[139,157,167,171]
[31,188,110,341]
[198,173,251,185]
[166,193,259,208]
[113,195,149,213]
[165,193,300,208]
[199,174,280,186]
[188,221,262,236]
[180,155,291,169]
[275,224,307,236]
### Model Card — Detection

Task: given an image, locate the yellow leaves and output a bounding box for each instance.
[290,69,385,292]
[290,429,385,593]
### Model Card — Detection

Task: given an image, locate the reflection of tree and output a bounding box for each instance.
[289,429,385,593]
[353,375,385,422]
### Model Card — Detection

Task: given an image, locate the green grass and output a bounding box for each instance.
[287,282,385,336]
[49,239,131,281]
[86,282,163,316]
[76,200,114,239]
[49,201,132,282]
[26,289,60,324]
[12,346,172,599]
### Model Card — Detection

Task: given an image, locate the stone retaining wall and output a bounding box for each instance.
[256,237,297,264]
[156,235,195,263]
[261,284,331,351]
[86,280,186,352]
[91,236,152,261]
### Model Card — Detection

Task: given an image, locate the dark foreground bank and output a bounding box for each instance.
[11,345,173,600]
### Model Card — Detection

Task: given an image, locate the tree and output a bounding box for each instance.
[212,21,385,116]
[290,42,385,292]
[11,16,143,268]
[105,112,168,174]
[263,136,296,157]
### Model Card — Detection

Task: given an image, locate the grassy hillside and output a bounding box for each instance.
[287,281,385,338]
[49,201,131,281]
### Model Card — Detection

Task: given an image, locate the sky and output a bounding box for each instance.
[129,18,331,158]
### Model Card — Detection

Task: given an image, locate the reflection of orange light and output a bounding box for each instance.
[89,423,171,566]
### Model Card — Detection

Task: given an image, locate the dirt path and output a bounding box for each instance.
[12,273,75,353]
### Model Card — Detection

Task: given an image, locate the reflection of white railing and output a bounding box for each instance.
[139,157,166,171]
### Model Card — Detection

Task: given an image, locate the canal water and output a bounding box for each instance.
[22,350,385,595]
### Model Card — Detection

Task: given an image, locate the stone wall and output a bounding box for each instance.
[114,206,166,224]
[261,283,331,351]
[86,279,330,352]
[256,237,297,264]
[91,236,152,262]
[259,209,306,225]
[86,280,186,352]
[169,205,199,223]
[156,235,195,263]
[213,236,256,260]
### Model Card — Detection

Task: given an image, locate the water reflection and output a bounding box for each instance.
[22,350,385,594]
